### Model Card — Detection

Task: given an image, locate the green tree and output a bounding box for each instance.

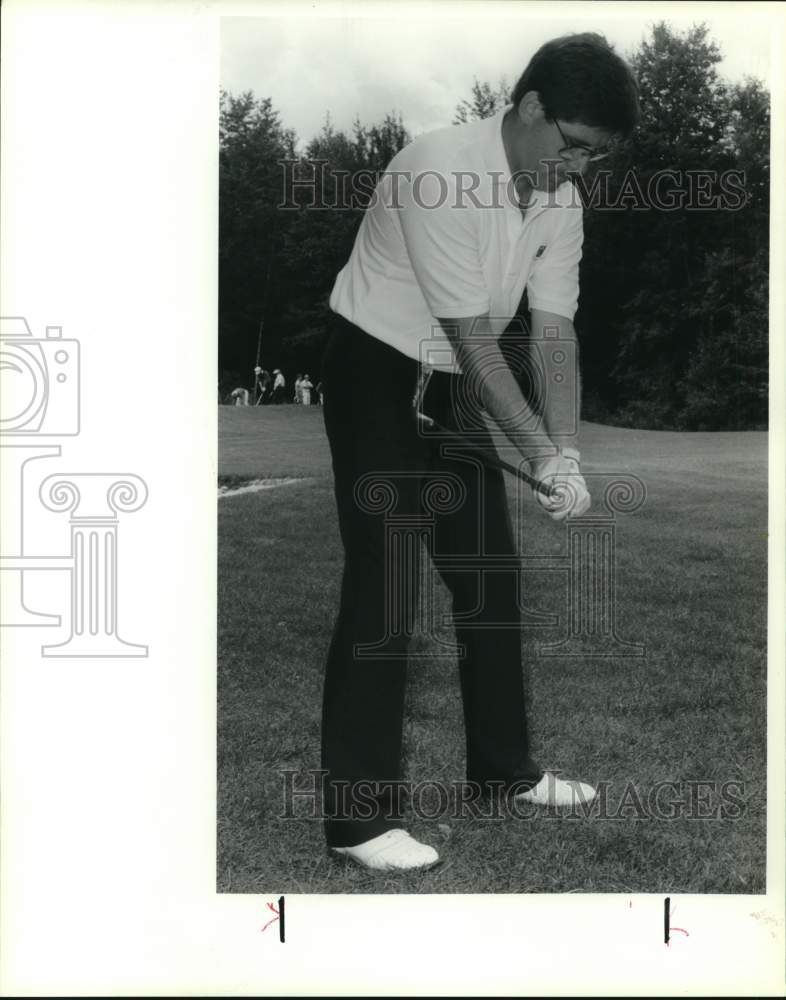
[274,113,411,375]
[219,95,411,380]
[453,77,509,124]
[675,77,770,429]
[219,90,297,379]
[611,24,767,428]
[353,112,410,171]
[575,23,768,429]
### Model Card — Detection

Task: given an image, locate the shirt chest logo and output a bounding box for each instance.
[535,244,548,259]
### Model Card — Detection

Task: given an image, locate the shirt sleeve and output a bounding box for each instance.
[526,203,584,320]
[395,164,490,319]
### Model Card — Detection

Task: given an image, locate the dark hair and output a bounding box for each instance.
[510,33,640,136]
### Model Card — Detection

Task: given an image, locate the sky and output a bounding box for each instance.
[220,1,775,148]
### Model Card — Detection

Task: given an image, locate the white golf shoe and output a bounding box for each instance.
[515,772,597,808]
[332,829,440,871]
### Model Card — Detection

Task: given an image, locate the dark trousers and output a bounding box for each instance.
[321,314,542,847]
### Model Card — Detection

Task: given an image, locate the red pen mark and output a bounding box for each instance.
[261,902,279,933]
[261,896,286,942]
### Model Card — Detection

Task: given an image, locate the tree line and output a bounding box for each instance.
[219,22,769,430]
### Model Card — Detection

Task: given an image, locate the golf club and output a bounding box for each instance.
[415,410,557,499]
[411,363,563,499]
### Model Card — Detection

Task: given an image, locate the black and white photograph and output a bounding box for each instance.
[218,9,771,893]
[2,0,784,995]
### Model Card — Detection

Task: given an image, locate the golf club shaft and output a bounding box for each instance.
[417,414,555,498]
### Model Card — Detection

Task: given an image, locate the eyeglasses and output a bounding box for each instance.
[552,119,611,164]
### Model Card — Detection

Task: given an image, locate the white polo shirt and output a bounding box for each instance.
[329,105,583,372]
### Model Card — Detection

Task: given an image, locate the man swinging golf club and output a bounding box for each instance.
[320,33,640,871]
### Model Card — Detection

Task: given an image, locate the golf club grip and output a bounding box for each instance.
[421,417,554,498]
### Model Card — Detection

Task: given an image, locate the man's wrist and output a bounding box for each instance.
[529,445,581,477]
[558,446,581,464]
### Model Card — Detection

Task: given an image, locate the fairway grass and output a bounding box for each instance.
[217,406,767,894]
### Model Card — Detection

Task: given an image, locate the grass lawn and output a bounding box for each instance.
[217,404,767,894]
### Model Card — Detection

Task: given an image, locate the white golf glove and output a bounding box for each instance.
[532,448,591,521]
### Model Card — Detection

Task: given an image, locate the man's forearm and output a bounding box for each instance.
[438,316,557,469]
[536,339,581,450]
[529,309,581,452]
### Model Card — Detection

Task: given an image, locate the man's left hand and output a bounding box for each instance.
[532,448,591,521]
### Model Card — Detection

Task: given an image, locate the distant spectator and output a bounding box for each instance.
[301,374,314,406]
[272,369,286,404]
[294,374,304,404]
[230,387,250,406]
[315,380,324,406]
[255,367,272,404]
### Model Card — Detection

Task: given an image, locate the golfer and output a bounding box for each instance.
[321,33,639,871]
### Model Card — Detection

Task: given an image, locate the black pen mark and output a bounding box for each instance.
[261,896,286,942]
[665,897,689,946]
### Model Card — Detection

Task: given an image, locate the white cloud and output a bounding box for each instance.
[220,5,774,146]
